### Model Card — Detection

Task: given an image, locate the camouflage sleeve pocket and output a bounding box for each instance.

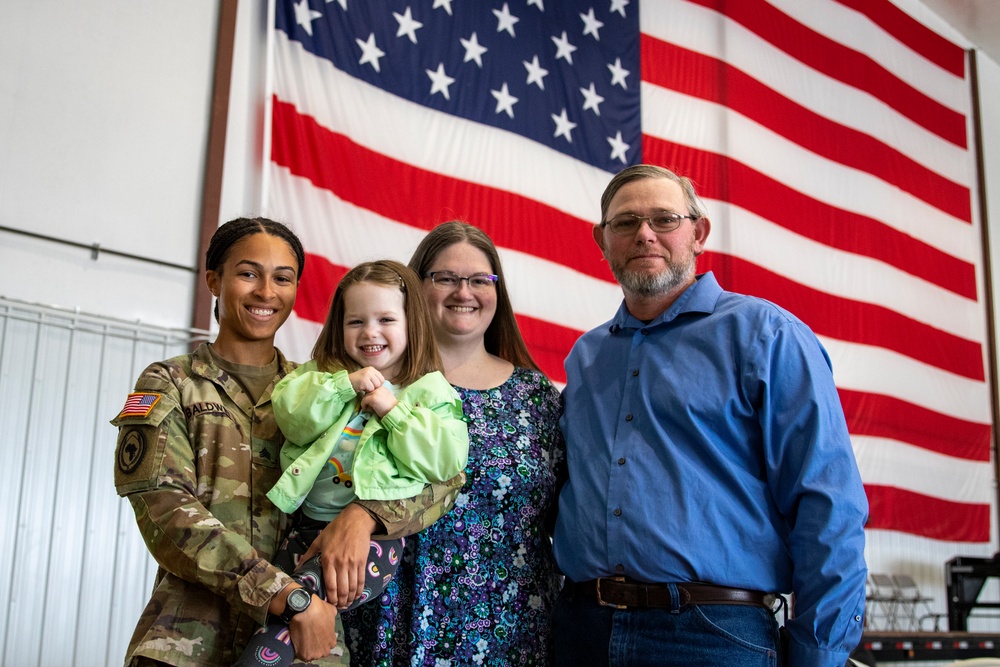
[111,393,175,496]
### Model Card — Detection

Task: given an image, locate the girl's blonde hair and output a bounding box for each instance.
[312,260,442,386]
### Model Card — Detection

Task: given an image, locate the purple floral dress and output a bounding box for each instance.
[343,367,565,667]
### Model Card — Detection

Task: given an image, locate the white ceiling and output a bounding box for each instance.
[921,0,1000,64]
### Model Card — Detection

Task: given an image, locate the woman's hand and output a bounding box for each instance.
[348,367,384,394]
[360,385,397,418]
[301,504,378,608]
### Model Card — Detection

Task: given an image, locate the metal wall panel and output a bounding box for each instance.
[0,297,208,667]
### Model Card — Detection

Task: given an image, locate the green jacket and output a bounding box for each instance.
[267,362,469,512]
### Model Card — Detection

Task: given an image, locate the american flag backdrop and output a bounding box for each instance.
[266,0,991,544]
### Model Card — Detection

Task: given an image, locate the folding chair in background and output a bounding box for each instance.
[865,573,901,630]
[892,573,936,631]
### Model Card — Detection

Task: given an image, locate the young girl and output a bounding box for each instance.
[234,260,469,667]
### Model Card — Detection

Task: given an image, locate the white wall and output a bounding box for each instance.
[220,0,272,224]
[0,1,218,328]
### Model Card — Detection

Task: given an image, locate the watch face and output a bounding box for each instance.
[288,587,311,612]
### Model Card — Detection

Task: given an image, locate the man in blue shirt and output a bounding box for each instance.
[552,164,868,667]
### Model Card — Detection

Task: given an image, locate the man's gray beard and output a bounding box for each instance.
[609,256,695,298]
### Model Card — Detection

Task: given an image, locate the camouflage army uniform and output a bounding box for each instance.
[112,343,463,667]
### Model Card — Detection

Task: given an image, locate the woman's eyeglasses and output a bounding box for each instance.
[425,271,498,291]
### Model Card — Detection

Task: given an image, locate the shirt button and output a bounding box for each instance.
[632,369,639,377]
[625,414,633,421]
[613,508,622,516]
[854,615,862,622]
[291,466,301,476]
[618,457,626,465]
[615,564,625,573]
[641,329,649,335]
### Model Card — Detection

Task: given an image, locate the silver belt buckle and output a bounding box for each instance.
[595,576,627,609]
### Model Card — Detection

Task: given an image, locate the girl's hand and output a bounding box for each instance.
[360,385,397,418]
[348,367,384,394]
[300,504,378,608]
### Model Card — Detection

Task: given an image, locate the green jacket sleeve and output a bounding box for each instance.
[272,361,357,445]
[380,371,469,483]
[267,363,360,513]
[352,371,470,500]
[351,372,470,537]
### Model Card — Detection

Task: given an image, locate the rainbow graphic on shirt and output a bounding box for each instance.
[327,456,353,488]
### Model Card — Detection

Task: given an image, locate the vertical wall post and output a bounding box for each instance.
[969,49,1000,541]
[191,0,240,337]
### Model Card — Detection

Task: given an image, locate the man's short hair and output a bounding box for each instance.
[600,164,708,223]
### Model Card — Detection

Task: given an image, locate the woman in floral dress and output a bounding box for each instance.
[344,221,564,666]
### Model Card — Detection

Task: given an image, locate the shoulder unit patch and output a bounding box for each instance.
[117,429,147,475]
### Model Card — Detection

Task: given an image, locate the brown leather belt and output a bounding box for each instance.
[566,577,776,610]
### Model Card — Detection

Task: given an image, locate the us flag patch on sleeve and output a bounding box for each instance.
[118,392,160,418]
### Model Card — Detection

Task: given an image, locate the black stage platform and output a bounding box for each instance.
[860,631,1000,662]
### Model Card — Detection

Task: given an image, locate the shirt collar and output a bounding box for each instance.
[609,271,722,332]
[192,342,295,384]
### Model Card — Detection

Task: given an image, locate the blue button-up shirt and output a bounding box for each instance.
[554,272,868,667]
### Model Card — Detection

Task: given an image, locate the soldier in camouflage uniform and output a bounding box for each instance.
[112,218,463,667]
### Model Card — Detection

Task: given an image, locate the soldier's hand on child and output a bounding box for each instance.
[302,504,378,609]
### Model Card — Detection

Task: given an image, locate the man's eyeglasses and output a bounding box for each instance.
[600,212,698,235]
[426,271,499,291]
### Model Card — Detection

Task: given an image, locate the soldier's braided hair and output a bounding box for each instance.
[206,217,306,321]
[206,217,305,277]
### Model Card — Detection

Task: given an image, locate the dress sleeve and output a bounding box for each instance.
[756,322,868,667]
[112,365,294,624]
[272,363,356,444]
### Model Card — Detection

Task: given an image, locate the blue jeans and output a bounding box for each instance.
[552,585,781,667]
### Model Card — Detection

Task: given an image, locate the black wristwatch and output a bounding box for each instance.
[279,587,312,624]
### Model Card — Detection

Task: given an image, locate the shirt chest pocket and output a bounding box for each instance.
[252,437,282,470]
[184,404,256,471]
